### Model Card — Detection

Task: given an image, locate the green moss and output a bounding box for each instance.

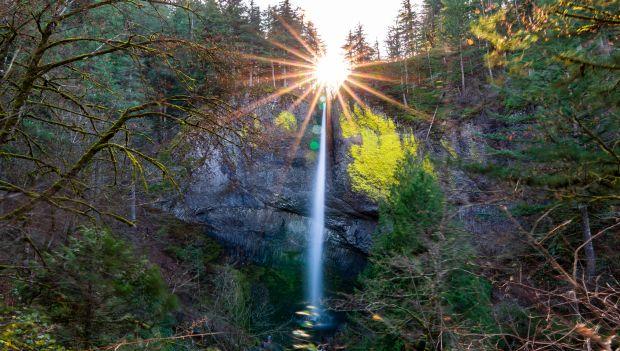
[274,110,297,131]
[341,105,419,201]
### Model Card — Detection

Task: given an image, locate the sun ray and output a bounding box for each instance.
[287,84,315,112]
[276,15,320,58]
[351,59,396,69]
[346,78,430,120]
[270,70,314,82]
[349,72,399,83]
[235,77,315,118]
[273,86,324,192]
[268,38,315,64]
[340,82,369,111]
[288,86,323,162]
[347,51,373,65]
[239,53,314,70]
[336,90,352,123]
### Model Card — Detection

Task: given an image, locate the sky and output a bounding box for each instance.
[253,0,408,54]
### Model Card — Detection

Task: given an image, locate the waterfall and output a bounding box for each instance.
[308,99,327,309]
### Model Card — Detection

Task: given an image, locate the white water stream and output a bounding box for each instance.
[308,100,327,309]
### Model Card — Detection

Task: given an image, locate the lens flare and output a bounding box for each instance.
[313,52,351,94]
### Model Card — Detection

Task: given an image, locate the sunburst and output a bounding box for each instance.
[238,17,427,119]
[235,17,428,184]
[313,52,351,95]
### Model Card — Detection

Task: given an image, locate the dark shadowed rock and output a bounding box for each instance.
[162,99,377,275]
[161,98,523,276]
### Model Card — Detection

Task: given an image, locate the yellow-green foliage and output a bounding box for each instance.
[274,111,297,132]
[341,106,428,201]
[441,138,458,158]
[470,9,539,67]
[0,308,68,351]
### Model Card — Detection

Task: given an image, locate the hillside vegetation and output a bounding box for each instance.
[1,0,618,350]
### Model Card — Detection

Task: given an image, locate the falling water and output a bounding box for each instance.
[308,99,327,309]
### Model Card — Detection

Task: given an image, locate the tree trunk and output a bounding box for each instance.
[400,75,408,106]
[271,61,276,88]
[459,42,466,94]
[130,182,137,228]
[579,204,596,281]
[282,65,288,87]
[427,49,433,80]
[485,43,494,80]
[1,107,146,222]
[161,104,167,142]
[189,12,194,41]
[0,167,4,216]
[403,61,409,106]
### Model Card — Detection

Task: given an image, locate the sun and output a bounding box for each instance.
[313,52,351,95]
[234,16,429,197]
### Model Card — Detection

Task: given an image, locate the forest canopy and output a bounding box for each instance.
[1,0,618,350]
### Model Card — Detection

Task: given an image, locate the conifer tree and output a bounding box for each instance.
[385,25,410,105]
[303,21,325,56]
[440,0,474,93]
[242,0,265,86]
[343,24,375,65]
[265,0,305,87]
[397,0,421,57]
[471,0,620,280]
[420,0,442,47]
[385,25,403,60]
[343,30,356,62]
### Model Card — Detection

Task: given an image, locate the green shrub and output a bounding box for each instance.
[443,270,494,331]
[0,307,68,351]
[343,157,497,349]
[19,228,178,348]
[375,156,444,254]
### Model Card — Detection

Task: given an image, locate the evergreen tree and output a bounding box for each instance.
[201,0,231,38]
[440,0,475,93]
[221,0,248,40]
[374,39,381,60]
[265,0,306,87]
[343,30,356,62]
[242,0,265,86]
[385,25,403,60]
[343,24,375,64]
[354,24,376,63]
[303,21,325,56]
[385,24,410,105]
[471,0,619,280]
[20,229,177,347]
[396,0,421,57]
[266,0,304,50]
[420,0,442,47]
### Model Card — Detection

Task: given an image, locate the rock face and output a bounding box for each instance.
[428,113,523,257]
[163,96,522,276]
[164,99,377,276]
